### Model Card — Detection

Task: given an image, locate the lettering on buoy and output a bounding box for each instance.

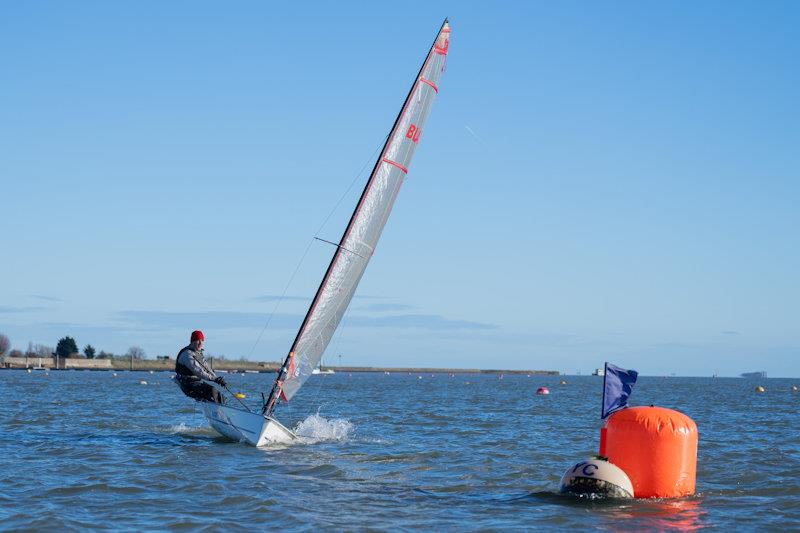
[536,386,549,395]
[559,457,633,498]
[599,406,698,498]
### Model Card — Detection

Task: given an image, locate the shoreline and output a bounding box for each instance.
[0,356,558,375]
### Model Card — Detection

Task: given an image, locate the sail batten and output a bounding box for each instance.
[264,20,450,414]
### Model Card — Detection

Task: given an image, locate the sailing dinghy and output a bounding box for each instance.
[200,19,450,446]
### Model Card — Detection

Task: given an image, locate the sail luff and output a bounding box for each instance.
[264,20,450,414]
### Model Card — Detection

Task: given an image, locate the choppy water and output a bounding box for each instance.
[1,370,798,530]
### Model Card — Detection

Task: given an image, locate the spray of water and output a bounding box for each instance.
[293,413,353,443]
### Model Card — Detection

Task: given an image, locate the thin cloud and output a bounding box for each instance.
[118,310,302,330]
[251,293,390,303]
[648,341,706,350]
[426,330,577,344]
[346,314,496,331]
[28,294,63,303]
[251,294,310,303]
[35,322,142,334]
[0,305,44,314]
[359,303,414,312]
[118,310,494,331]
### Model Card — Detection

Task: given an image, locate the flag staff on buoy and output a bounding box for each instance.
[559,362,637,498]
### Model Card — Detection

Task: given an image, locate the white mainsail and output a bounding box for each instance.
[264,20,450,413]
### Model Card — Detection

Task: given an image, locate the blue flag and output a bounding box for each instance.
[601,362,638,419]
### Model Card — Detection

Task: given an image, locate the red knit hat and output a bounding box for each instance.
[190,330,205,343]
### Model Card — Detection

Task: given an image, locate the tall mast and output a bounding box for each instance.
[264,19,450,415]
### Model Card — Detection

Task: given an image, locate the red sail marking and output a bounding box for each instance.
[382,158,409,174]
[278,352,295,402]
[420,77,438,93]
[435,34,450,57]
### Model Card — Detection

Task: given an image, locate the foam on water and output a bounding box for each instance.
[164,423,215,436]
[293,413,353,443]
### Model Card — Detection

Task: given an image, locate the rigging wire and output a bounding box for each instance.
[312,134,389,239]
[328,305,352,371]
[245,135,388,362]
[244,236,315,361]
[307,307,353,410]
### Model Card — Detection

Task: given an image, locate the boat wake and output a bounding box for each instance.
[293,413,353,443]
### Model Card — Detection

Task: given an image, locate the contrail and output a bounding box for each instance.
[464,125,487,147]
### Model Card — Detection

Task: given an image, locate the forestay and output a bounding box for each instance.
[264,21,450,412]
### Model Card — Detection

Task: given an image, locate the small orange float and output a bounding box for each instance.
[599,406,697,498]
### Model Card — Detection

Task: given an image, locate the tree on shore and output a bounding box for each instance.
[56,336,79,358]
[126,346,146,360]
[83,344,96,359]
[26,342,54,358]
[0,333,10,357]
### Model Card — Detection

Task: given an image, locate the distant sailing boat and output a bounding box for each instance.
[201,20,450,446]
[312,357,334,375]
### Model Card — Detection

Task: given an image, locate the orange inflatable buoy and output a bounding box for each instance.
[599,406,698,498]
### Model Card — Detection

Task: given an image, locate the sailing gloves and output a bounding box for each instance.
[214,376,227,387]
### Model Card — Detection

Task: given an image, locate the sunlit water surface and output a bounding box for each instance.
[1,371,798,530]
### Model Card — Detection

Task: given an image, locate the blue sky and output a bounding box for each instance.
[1,2,798,376]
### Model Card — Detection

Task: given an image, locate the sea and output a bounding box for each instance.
[1,370,798,531]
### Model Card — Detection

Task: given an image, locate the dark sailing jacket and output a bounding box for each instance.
[175,345,217,382]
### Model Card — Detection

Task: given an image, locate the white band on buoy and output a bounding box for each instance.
[559,457,633,498]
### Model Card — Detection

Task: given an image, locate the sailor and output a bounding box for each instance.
[175,330,226,404]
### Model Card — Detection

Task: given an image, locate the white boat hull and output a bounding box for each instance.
[200,402,297,446]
